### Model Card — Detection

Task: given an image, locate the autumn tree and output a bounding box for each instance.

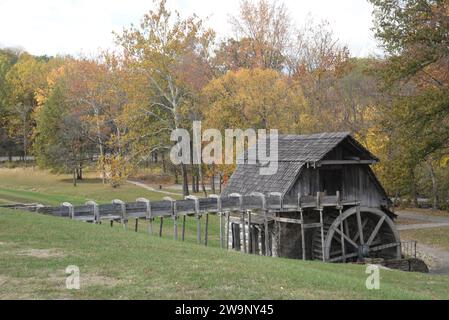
[370,0,449,208]
[4,53,47,165]
[0,48,20,158]
[215,0,291,72]
[34,81,93,186]
[203,68,305,131]
[115,0,215,196]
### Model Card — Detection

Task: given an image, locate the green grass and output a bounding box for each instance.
[0,168,182,205]
[1,208,449,299]
[401,227,449,252]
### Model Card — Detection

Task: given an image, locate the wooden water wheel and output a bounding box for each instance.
[312,206,401,262]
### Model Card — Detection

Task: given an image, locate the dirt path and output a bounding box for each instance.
[126,180,182,196]
[396,210,449,274]
[397,222,449,231]
[396,210,449,231]
[396,211,449,224]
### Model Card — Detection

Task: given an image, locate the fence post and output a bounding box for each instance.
[269,192,283,257]
[209,194,222,247]
[159,217,164,237]
[181,215,186,241]
[186,195,201,244]
[136,198,152,236]
[163,197,177,240]
[112,199,127,231]
[62,202,74,220]
[226,211,230,250]
[85,200,99,224]
[254,192,271,256]
[230,193,245,253]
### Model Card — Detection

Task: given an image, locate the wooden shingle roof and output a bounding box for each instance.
[222,132,375,196]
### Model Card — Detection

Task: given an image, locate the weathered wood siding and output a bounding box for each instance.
[286,165,388,208]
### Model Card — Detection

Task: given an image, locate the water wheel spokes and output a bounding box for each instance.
[313,206,401,262]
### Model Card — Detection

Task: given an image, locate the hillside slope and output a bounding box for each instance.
[0,208,448,299]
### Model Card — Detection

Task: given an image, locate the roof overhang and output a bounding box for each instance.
[315,159,379,166]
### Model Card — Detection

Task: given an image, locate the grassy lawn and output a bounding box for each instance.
[401,227,449,252]
[0,168,183,205]
[1,208,449,299]
[0,167,222,248]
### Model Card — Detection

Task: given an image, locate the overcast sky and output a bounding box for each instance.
[0,0,381,57]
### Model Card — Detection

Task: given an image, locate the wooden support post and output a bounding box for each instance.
[264,210,270,256]
[137,198,152,236]
[112,199,127,231]
[196,215,201,244]
[356,204,364,245]
[163,197,177,241]
[268,192,284,257]
[336,190,341,207]
[135,219,139,232]
[248,210,252,254]
[339,207,345,262]
[300,208,306,261]
[159,217,164,237]
[316,191,321,209]
[181,215,186,241]
[241,211,246,253]
[229,193,244,253]
[336,191,346,262]
[232,223,241,251]
[253,227,259,254]
[254,192,269,256]
[263,219,269,255]
[219,212,223,248]
[209,195,222,248]
[86,200,99,224]
[226,211,230,250]
[261,230,266,255]
[62,202,74,220]
[186,195,201,244]
[110,220,114,227]
[319,208,325,262]
[204,213,209,246]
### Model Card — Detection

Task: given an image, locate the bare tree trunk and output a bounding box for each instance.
[191,166,196,193]
[195,176,198,193]
[22,111,27,168]
[162,152,166,173]
[77,163,83,180]
[211,163,216,194]
[198,164,207,197]
[94,108,105,184]
[410,167,418,207]
[428,161,439,210]
[73,168,77,187]
[181,163,189,197]
[174,166,179,184]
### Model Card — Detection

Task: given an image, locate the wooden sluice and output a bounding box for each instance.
[26,191,361,261]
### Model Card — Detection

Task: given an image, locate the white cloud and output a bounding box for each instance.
[0,0,380,57]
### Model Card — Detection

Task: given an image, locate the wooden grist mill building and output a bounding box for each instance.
[222,132,401,263]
